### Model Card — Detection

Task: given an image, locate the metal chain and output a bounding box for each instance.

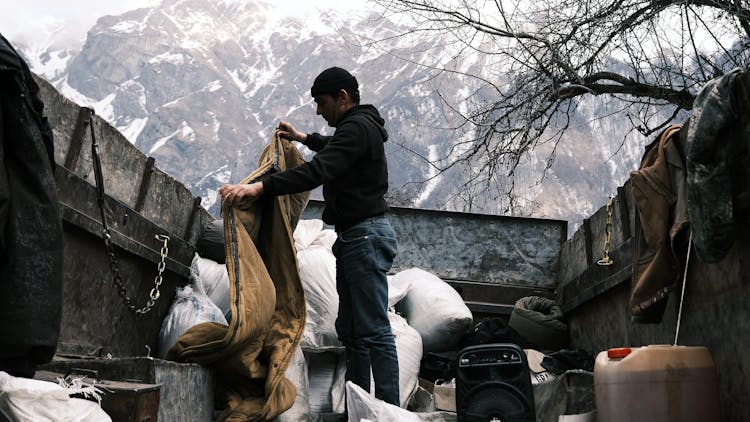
[103,233,170,316]
[597,196,614,266]
[88,109,170,317]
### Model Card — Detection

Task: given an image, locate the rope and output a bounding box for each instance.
[674,230,694,346]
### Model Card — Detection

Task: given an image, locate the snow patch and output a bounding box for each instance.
[149,121,195,153]
[111,20,145,33]
[198,165,232,210]
[24,48,72,82]
[94,93,118,123]
[203,190,220,212]
[59,78,117,122]
[245,65,280,97]
[197,164,230,185]
[180,39,205,50]
[415,144,441,207]
[206,80,222,92]
[118,118,148,144]
[148,52,185,65]
[150,133,174,154]
[228,69,247,91]
[211,113,221,140]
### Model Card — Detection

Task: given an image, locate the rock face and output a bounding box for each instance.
[15,0,666,231]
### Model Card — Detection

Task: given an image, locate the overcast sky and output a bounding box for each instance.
[0,0,369,46]
[1,1,154,42]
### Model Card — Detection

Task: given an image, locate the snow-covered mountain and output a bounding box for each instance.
[13,0,658,234]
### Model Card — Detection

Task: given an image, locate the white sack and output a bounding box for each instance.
[191,254,231,320]
[305,351,346,414]
[330,312,423,409]
[0,371,112,422]
[391,311,424,407]
[294,219,342,351]
[387,274,410,308]
[294,219,414,350]
[391,268,473,353]
[272,347,310,422]
[158,271,228,358]
[329,353,348,414]
[346,381,421,422]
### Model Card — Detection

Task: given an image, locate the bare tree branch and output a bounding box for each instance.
[365,0,749,210]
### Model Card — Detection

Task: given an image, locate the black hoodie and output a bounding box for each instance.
[263,104,389,229]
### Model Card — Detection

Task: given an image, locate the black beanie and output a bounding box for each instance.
[310,67,358,97]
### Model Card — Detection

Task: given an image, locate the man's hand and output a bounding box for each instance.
[219,182,264,206]
[278,121,307,143]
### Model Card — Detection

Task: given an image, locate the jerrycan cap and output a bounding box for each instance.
[607,347,632,359]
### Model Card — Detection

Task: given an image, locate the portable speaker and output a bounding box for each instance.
[455,343,535,422]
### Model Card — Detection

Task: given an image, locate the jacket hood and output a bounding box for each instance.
[344,104,388,142]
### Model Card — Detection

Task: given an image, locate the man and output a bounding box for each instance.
[219,66,400,406]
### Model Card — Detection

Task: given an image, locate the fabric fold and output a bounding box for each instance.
[168,131,309,421]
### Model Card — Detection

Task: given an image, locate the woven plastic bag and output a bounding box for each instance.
[294,219,342,351]
[391,268,473,353]
[158,267,228,358]
[0,371,111,422]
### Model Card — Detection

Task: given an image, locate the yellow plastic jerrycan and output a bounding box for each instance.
[594,345,721,422]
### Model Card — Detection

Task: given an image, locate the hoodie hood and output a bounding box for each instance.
[341,104,388,143]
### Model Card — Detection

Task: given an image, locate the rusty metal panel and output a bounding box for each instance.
[302,200,567,288]
[36,370,161,422]
[36,78,208,357]
[37,74,149,208]
[58,224,182,357]
[74,116,148,207]
[54,165,192,356]
[39,358,214,422]
[616,181,634,240]
[559,179,750,422]
[556,183,634,312]
[55,165,194,272]
[99,382,160,422]
[35,76,78,165]
[565,226,750,421]
[557,225,588,284]
[558,238,633,313]
[390,207,565,287]
[140,167,199,238]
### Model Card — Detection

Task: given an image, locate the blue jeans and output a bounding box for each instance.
[332,215,399,406]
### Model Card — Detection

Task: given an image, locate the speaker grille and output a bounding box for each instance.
[456,344,535,422]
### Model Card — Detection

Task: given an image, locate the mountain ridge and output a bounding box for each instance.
[14,0,654,235]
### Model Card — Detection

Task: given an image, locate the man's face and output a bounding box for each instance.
[314,91,345,127]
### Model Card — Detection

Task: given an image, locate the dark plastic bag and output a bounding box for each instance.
[196,219,225,263]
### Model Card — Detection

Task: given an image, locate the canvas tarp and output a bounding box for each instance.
[167,132,309,421]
